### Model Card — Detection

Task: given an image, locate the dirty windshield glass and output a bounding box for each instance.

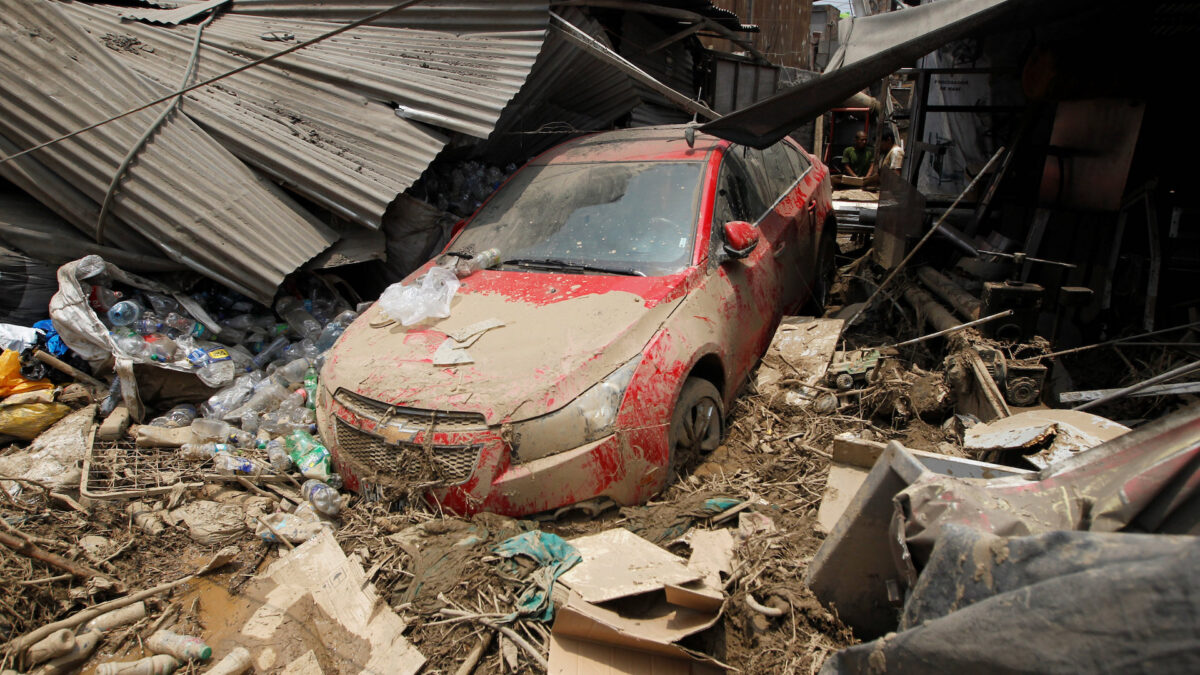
[451,161,705,276]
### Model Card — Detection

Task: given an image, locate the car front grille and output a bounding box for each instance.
[334,418,480,485]
[333,388,488,432]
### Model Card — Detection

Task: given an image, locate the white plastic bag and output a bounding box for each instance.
[377,266,460,326]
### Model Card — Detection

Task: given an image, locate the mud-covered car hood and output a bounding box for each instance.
[322,270,686,425]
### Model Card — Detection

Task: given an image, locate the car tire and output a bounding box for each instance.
[808,222,838,313]
[667,377,723,486]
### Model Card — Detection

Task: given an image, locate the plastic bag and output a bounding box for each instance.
[377,266,460,326]
[0,402,72,440]
[0,349,53,398]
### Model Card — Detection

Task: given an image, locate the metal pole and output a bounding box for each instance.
[1073,360,1200,412]
[883,310,1013,349]
[842,146,1006,334]
[1042,320,1200,359]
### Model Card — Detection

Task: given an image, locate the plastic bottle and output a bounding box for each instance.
[149,404,197,428]
[280,338,319,363]
[213,452,264,475]
[95,654,180,675]
[303,366,318,409]
[190,419,254,446]
[231,380,289,418]
[204,647,252,675]
[27,629,74,667]
[112,330,148,359]
[132,317,163,336]
[107,300,143,326]
[202,373,260,419]
[142,333,177,363]
[180,442,232,460]
[215,325,248,345]
[164,312,209,339]
[251,335,290,370]
[284,428,324,460]
[315,310,358,351]
[266,438,292,472]
[295,445,331,481]
[183,342,236,387]
[273,357,312,387]
[240,410,259,434]
[40,630,103,673]
[301,479,340,516]
[275,296,322,340]
[455,248,501,278]
[146,630,212,662]
[145,292,180,316]
[90,286,123,313]
[83,602,146,632]
[99,377,122,417]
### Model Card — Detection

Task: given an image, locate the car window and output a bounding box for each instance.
[764,142,807,197]
[713,154,764,227]
[737,146,774,216]
[451,161,705,276]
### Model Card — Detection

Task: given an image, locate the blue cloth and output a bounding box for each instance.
[493,531,581,622]
[33,320,67,357]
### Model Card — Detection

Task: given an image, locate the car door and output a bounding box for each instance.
[705,148,786,388]
[765,140,820,312]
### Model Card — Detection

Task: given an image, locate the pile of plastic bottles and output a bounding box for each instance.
[418,159,517,217]
[77,254,362,519]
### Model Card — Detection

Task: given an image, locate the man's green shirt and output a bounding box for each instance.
[842,146,875,176]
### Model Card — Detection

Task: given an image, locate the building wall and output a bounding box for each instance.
[702,0,813,70]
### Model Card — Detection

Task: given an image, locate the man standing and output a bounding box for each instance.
[841,130,875,178]
[879,132,904,172]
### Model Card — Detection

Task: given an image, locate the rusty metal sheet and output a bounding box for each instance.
[0,0,338,303]
[964,409,1130,470]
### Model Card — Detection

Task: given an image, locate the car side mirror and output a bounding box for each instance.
[722,221,760,260]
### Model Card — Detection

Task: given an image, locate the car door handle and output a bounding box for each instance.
[807,199,817,213]
[774,241,787,257]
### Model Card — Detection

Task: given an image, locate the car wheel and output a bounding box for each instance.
[667,378,723,485]
[808,223,838,312]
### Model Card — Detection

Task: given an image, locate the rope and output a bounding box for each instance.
[0,0,427,166]
[95,8,219,244]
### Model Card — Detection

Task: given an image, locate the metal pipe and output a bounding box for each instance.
[1073,360,1200,411]
[902,285,960,333]
[1042,320,1200,360]
[883,310,1012,349]
[842,146,1006,334]
[916,266,982,320]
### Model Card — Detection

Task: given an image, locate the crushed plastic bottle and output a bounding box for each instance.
[164,312,209,339]
[454,248,500,278]
[315,310,358,351]
[303,366,318,409]
[149,404,197,429]
[141,334,177,363]
[179,442,232,460]
[108,300,143,326]
[251,335,289,370]
[266,438,292,472]
[190,419,254,447]
[273,357,311,387]
[212,452,265,475]
[146,630,212,662]
[301,479,340,516]
[285,429,331,480]
[275,296,322,340]
[90,286,123,313]
[280,338,319,363]
[229,380,288,419]
[180,339,235,388]
[111,330,148,359]
[145,293,180,316]
[202,372,260,419]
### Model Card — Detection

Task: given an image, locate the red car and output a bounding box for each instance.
[316,125,835,516]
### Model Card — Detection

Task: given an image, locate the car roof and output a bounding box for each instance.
[531,125,729,165]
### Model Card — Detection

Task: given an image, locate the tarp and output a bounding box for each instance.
[821,527,1200,674]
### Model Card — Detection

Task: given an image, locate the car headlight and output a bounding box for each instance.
[510,354,643,462]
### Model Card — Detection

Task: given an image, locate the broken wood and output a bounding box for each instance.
[97,405,131,441]
[1074,360,1200,412]
[4,547,235,656]
[32,350,106,391]
[0,529,120,590]
[454,629,495,675]
[438,609,548,671]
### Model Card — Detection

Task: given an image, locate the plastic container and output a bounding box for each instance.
[190,419,254,447]
[149,404,197,429]
[83,602,146,632]
[275,296,322,340]
[303,366,318,409]
[164,312,209,339]
[146,630,212,662]
[180,442,232,461]
[204,647,252,675]
[212,452,263,475]
[301,479,340,516]
[266,438,292,472]
[455,248,500,278]
[96,654,180,675]
[107,300,143,326]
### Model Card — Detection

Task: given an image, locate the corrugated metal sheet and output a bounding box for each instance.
[118,0,229,25]
[701,0,812,68]
[0,0,338,303]
[64,2,449,230]
[230,0,551,33]
[620,12,696,127]
[483,6,641,159]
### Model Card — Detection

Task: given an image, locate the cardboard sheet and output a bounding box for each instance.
[561,528,701,603]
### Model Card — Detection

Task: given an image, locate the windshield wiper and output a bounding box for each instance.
[442,250,474,259]
[503,258,646,277]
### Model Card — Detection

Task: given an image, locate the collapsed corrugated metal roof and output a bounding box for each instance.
[62,1,450,230]
[0,0,339,303]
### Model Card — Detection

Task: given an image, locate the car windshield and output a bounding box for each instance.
[450,161,705,276]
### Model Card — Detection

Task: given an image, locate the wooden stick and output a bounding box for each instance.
[454,629,495,675]
[0,530,121,590]
[438,609,548,671]
[32,350,107,390]
[17,573,72,586]
[4,549,235,655]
